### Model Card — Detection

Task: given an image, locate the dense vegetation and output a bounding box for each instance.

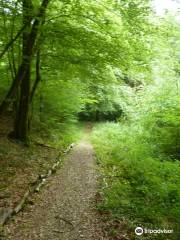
[92,79,180,239]
[0,0,154,143]
[91,10,180,239]
[0,0,179,239]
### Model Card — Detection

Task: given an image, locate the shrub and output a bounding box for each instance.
[91,81,180,239]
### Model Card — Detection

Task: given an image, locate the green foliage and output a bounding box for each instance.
[0,0,155,140]
[91,79,180,239]
[31,77,84,147]
[138,83,180,160]
[0,1,179,238]
[79,83,123,121]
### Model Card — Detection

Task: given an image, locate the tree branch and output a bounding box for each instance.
[0,25,26,60]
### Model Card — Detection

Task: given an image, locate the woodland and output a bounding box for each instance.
[0,0,179,239]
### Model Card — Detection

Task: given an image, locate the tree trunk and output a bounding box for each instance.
[13,68,30,142]
[0,62,29,114]
[30,49,41,103]
[12,0,32,143]
[13,0,50,142]
[29,49,41,130]
[0,25,26,60]
[0,0,50,116]
[0,0,50,143]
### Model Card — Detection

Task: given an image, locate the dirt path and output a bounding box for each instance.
[4,136,105,240]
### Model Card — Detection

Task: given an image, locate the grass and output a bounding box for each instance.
[91,122,180,240]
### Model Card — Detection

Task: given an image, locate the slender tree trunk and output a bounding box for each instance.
[30,49,41,103]
[0,25,26,60]
[29,49,41,131]
[0,63,28,114]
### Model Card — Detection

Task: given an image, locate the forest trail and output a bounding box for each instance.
[4,129,105,240]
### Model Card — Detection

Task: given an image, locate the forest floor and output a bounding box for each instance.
[2,124,113,240]
[0,116,60,213]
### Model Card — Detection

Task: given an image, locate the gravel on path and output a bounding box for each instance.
[4,140,105,240]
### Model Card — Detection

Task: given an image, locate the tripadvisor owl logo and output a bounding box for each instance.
[135,227,143,236]
[135,226,173,236]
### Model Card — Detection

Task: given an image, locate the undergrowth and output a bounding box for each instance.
[91,81,180,240]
